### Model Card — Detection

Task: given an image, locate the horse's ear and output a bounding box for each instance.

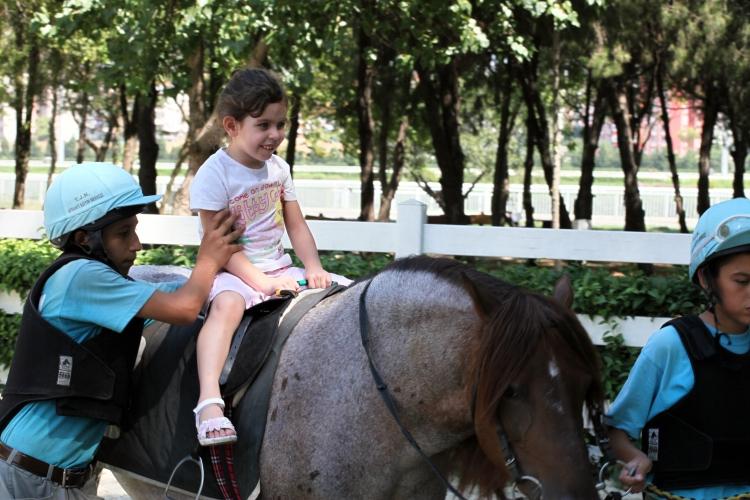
[553,273,574,310]
[461,272,492,321]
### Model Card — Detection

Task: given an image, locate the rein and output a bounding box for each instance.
[358,278,542,499]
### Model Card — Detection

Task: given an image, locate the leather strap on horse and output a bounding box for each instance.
[359,278,469,500]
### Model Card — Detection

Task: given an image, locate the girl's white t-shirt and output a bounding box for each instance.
[190,148,297,272]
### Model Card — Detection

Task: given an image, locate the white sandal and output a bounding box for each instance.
[193,397,238,446]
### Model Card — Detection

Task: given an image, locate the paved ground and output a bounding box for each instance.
[102,470,643,500]
[96,468,129,500]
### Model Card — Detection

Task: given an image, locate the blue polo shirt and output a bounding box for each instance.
[606,320,750,499]
[1,260,180,468]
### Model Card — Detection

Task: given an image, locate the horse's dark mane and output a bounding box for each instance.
[383,256,604,497]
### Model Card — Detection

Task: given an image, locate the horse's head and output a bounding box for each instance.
[462,272,603,500]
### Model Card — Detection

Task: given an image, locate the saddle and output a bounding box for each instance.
[97,284,346,499]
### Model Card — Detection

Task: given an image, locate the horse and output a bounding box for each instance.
[110,255,604,499]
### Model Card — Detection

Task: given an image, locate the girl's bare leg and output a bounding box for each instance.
[196,291,245,439]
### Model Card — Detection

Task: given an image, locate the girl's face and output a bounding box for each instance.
[223,102,287,168]
[702,252,750,333]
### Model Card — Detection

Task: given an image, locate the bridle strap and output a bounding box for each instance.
[471,383,532,490]
[358,279,468,500]
[591,409,617,464]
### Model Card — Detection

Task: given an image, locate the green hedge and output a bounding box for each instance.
[0,239,705,399]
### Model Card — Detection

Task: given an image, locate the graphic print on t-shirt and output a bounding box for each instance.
[228,181,286,267]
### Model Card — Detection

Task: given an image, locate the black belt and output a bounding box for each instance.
[0,441,94,488]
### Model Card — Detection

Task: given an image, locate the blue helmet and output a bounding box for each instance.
[44,162,161,246]
[689,197,750,282]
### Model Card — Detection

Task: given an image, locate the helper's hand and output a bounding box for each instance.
[196,210,244,273]
[258,275,300,296]
[618,455,652,493]
[305,267,331,289]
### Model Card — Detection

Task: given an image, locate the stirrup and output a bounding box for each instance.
[193,397,238,446]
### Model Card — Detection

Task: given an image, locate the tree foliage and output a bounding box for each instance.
[0,0,747,227]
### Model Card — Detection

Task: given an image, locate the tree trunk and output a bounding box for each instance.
[120,85,140,173]
[285,91,301,176]
[523,114,535,228]
[12,33,39,209]
[76,91,90,164]
[97,112,118,161]
[491,71,516,226]
[47,53,61,190]
[725,97,747,199]
[697,81,719,215]
[355,25,375,221]
[417,60,466,224]
[656,67,688,233]
[173,42,225,215]
[730,130,747,199]
[574,75,606,225]
[606,81,646,232]
[375,67,393,221]
[137,81,160,213]
[519,58,572,228]
[378,115,408,221]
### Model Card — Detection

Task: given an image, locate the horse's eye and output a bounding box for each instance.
[503,385,521,399]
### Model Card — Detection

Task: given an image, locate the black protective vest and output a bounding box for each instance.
[641,315,750,490]
[0,254,144,431]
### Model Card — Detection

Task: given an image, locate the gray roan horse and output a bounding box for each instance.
[112,256,603,499]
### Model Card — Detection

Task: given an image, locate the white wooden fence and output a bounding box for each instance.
[0,200,690,347]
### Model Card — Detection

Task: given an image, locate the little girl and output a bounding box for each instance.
[189,68,351,446]
[606,197,750,499]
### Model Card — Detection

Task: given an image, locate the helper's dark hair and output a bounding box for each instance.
[216,68,286,121]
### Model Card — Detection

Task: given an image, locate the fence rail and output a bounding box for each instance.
[0,200,686,347]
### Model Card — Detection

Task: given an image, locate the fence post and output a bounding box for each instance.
[396,199,426,258]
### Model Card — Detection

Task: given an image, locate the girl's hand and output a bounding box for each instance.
[618,455,652,493]
[258,275,300,296]
[305,267,331,289]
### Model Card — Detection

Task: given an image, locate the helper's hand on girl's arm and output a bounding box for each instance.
[305,266,331,289]
[196,209,245,273]
[608,427,652,493]
[138,210,243,324]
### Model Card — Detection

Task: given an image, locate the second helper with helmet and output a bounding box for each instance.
[605,197,750,499]
[0,162,244,499]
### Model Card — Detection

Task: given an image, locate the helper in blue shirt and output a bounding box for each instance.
[0,162,243,499]
[606,197,750,499]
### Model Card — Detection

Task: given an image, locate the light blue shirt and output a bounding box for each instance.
[1,259,180,468]
[606,320,750,499]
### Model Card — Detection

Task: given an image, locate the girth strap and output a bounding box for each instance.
[219,314,254,386]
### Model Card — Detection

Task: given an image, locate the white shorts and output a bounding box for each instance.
[209,266,352,309]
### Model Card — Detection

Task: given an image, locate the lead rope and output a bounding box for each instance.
[643,485,750,500]
[359,279,469,500]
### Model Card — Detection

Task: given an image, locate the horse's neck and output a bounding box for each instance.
[363,271,478,437]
